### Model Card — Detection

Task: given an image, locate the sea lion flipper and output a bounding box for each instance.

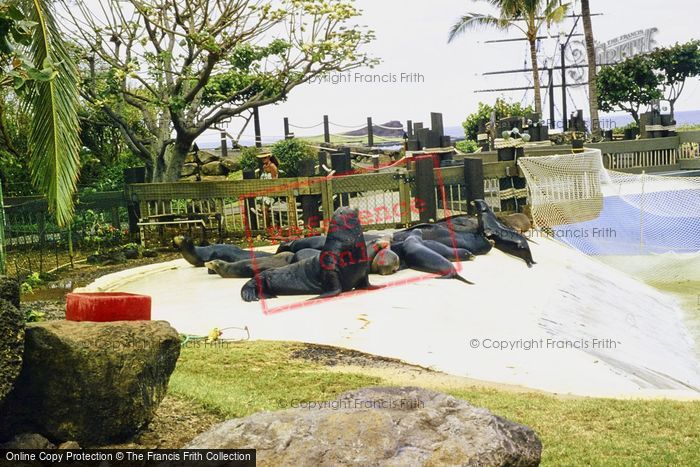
[437,274,475,285]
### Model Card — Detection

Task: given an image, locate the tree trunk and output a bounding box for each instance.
[153,155,166,182]
[529,38,542,116]
[164,138,193,182]
[581,0,601,138]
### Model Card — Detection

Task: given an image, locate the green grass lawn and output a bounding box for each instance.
[170,341,700,466]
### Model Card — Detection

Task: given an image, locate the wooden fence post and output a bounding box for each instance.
[299,159,321,231]
[220,131,228,158]
[253,106,262,148]
[323,115,330,144]
[284,117,291,139]
[415,155,437,223]
[463,157,485,215]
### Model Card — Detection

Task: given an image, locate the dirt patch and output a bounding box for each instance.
[101,394,225,449]
[290,342,425,370]
[292,343,570,398]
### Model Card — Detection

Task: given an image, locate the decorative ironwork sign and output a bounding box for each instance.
[595,28,659,65]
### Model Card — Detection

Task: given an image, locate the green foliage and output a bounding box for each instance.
[0,0,82,225]
[597,54,663,123]
[650,40,700,114]
[20,271,42,294]
[25,309,46,322]
[455,139,479,153]
[462,98,534,141]
[612,122,639,135]
[66,0,376,182]
[238,146,261,173]
[83,210,126,251]
[271,139,315,177]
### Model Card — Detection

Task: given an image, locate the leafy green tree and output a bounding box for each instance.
[462,98,534,141]
[0,0,81,226]
[61,0,376,182]
[650,41,700,121]
[448,0,569,116]
[597,54,662,125]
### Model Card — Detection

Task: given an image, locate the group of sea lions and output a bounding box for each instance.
[172,200,536,302]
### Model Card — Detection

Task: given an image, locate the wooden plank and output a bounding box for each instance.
[588,136,680,154]
[678,130,700,144]
[330,172,399,193]
[129,178,323,201]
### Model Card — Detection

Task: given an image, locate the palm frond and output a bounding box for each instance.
[543,1,571,26]
[24,0,81,227]
[448,14,511,43]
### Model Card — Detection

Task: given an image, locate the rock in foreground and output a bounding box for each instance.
[0,298,24,406]
[185,386,542,466]
[0,320,180,446]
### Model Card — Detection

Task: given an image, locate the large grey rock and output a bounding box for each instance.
[201,161,225,176]
[185,386,542,466]
[0,320,180,446]
[180,163,199,177]
[0,299,24,406]
[197,151,220,165]
[0,433,55,449]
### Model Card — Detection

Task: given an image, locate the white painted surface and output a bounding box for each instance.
[79,238,700,399]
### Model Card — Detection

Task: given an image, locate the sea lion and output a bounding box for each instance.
[436,215,480,233]
[473,199,536,267]
[422,240,475,262]
[431,231,494,256]
[392,223,450,243]
[276,236,326,254]
[241,258,324,301]
[497,212,532,233]
[241,207,375,302]
[292,248,322,263]
[396,236,474,284]
[371,249,400,276]
[318,207,375,298]
[173,235,272,267]
[205,252,294,278]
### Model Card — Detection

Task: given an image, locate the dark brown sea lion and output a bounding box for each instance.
[173,235,272,267]
[473,199,536,268]
[395,236,474,284]
[497,213,532,233]
[241,207,376,302]
[205,252,294,278]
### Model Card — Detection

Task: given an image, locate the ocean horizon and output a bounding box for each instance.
[196,110,700,149]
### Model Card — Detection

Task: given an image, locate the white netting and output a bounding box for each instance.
[519,149,700,282]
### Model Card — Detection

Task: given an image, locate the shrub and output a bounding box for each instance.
[456,139,479,153]
[238,146,261,173]
[271,139,315,177]
[462,99,534,141]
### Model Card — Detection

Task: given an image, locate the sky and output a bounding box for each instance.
[75,0,700,144]
[215,0,700,144]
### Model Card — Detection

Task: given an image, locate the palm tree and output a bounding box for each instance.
[448,0,570,117]
[0,0,81,227]
[581,0,601,138]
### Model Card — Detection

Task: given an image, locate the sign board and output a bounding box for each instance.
[595,28,659,65]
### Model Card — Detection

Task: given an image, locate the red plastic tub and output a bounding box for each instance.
[66,292,152,322]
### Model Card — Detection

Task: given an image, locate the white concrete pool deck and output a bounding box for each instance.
[78,238,700,400]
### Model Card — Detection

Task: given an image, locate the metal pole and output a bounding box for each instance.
[561,44,568,132]
[367,117,374,147]
[548,68,556,130]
